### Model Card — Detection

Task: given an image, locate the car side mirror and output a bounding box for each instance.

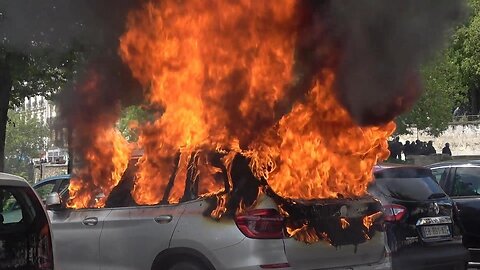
[45,192,62,210]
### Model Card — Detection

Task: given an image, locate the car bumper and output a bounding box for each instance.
[212,238,289,270]
[352,253,392,270]
[392,240,469,270]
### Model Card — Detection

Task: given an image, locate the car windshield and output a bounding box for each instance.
[374,175,446,201]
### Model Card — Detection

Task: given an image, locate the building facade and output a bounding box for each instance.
[15,95,68,161]
[20,95,58,125]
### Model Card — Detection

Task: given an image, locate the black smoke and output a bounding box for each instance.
[325,0,464,126]
[0,0,144,139]
[0,0,466,147]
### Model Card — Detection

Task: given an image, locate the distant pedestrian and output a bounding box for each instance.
[425,141,436,155]
[412,140,422,155]
[394,137,403,159]
[403,141,412,157]
[442,143,452,156]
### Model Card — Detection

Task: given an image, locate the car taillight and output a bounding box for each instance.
[234,209,284,239]
[383,204,407,222]
[38,224,54,270]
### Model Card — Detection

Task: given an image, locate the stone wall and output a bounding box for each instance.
[33,163,68,183]
[404,154,452,166]
[401,124,480,156]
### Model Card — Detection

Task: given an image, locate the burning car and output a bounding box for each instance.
[42,152,392,270]
[40,0,464,269]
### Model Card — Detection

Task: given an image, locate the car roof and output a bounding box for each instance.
[34,174,71,187]
[427,159,480,168]
[374,163,428,172]
[0,172,30,188]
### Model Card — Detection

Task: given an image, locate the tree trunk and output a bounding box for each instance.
[0,54,13,172]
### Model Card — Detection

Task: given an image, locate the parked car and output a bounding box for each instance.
[39,156,392,270]
[0,172,54,270]
[32,175,70,203]
[427,160,480,266]
[369,164,468,270]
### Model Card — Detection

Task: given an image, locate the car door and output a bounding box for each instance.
[48,208,112,270]
[447,166,480,242]
[99,204,186,270]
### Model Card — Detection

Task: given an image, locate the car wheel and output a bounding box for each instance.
[168,260,206,270]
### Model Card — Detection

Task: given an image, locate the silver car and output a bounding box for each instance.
[43,170,391,270]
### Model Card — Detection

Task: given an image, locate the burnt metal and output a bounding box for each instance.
[160,152,182,204]
[274,193,384,247]
[197,152,384,246]
[105,151,385,246]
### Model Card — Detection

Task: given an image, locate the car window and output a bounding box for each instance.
[34,182,57,201]
[0,189,23,224]
[374,168,446,201]
[452,167,480,197]
[431,168,446,184]
[375,176,446,201]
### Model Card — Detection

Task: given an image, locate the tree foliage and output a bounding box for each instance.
[4,110,48,181]
[117,105,151,142]
[450,0,480,90]
[2,48,80,107]
[395,0,480,137]
[0,47,80,171]
[396,50,467,136]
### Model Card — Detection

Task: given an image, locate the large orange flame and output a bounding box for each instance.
[68,127,131,208]
[66,72,132,209]
[116,0,395,207]
[249,71,395,200]
[119,0,298,204]
[70,0,395,222]
[66,0,397,245]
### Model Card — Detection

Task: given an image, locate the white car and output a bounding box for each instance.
[0,172,54,270]
[43,158,391,270]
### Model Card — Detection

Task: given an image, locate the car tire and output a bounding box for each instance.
[167,260,206,270]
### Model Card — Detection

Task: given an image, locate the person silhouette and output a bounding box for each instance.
[442,143,452,156]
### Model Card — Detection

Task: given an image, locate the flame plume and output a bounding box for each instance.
[66,73,132,209]
[68,127,131,208]
[249,71,395,200]
[117,0,395,206]
[120,0,298,204]
[57,0,465,246]
[64,0,400,244]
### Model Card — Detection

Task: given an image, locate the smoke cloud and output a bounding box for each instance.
[0,0,465,134]
[328,0,465,125]
[0,0,466,182]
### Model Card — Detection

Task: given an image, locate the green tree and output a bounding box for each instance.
[117,105,151,142]
[396,50,467,136]
[4,110,48,181]
[0,47,79,172]
[447,0,480,116]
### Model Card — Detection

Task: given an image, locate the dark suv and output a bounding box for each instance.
[369,165,468,270]
[427,160,480,266]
